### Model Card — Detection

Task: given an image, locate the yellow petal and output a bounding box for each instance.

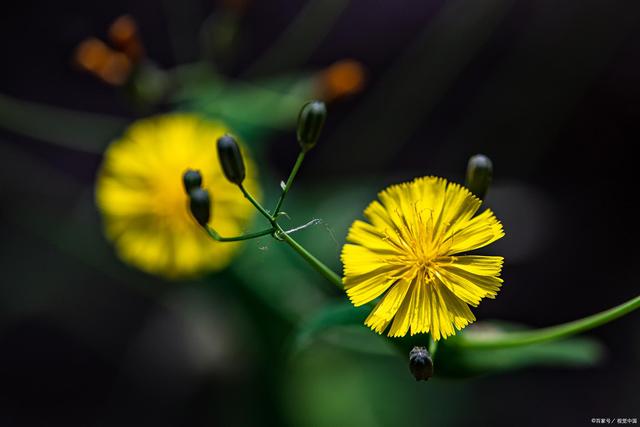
[345,220,403,255]
[409,273,429,335]
[435,182,481,237]
[364,279,412,334]
[388,276,418,337]
[345,264,410,306]
[341,244,401,274]
[434,264,502,305]
[436,255,504,276]
[435,282,475,336]
[445,209,504,255]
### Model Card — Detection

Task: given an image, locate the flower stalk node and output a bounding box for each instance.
[272,229,286,241]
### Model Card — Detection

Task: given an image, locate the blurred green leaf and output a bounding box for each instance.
[293,302,371,354]
[174,73,316,142]
[435,321,605,378]
[292,300,432,358]
[293,307,605,378]
[228,236,329,324]
[0,93,126,154]
[285,340,476,427]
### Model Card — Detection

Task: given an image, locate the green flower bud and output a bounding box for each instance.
[409,346,433,381]
[297,100,327,152]
[188,188,211,227]
[465,154,493,200]
[182,169,202,194]
[216,134,245,185]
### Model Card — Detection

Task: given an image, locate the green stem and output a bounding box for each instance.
[275,223,343,289]
[274,151,306,215]
[237,182,343,289]
[458,295,640,350]
[239,184,275,223]
[205,226,274,242]
[428,336,438,359]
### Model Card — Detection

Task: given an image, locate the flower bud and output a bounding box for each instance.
[182,169,202,194]
[465,154,493,200]
[217,134,245,185]
[297,100,327,152]
[409,346,433,381]
[188,188,211,227]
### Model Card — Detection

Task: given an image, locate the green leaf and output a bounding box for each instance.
[0,93,126,154]
[228,235,329,323]
[174,73,316,141]
[293,302,371,354]
[434,321,605,378]
[293,310,605,378]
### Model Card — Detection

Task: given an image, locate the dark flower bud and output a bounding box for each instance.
[217,134,245,185]
[465,154,493,200]
[188,188,211,227]
[409,346,433,381]
[297,100,327,152]
[182,169,202,194]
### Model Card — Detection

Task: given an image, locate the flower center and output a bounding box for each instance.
[387,207,451,283]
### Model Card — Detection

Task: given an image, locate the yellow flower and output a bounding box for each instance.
[341,176,504,340]
[96,114,260,279]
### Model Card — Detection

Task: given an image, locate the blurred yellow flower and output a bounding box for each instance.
[96,114,260,279]
[341,177,505,340]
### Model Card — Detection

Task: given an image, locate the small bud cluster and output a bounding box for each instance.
[182,169,210,227]
[184,100,327,230]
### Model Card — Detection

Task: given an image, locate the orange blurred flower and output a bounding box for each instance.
[74,38,132,85]
[316,59,366,101]
[74,15,144,86]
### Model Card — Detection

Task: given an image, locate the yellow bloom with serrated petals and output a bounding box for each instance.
[341,176,505,340]
[96,114,260,279]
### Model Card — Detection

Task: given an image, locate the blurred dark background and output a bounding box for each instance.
[1,0,638,426]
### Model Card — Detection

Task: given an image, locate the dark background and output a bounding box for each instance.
[1,0,638,426]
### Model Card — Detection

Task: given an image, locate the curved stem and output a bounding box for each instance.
[274,151,306,215]
[239,184,275,223]
[458,295,640,349]
[275,223,343,289]
[205,226,274,242]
